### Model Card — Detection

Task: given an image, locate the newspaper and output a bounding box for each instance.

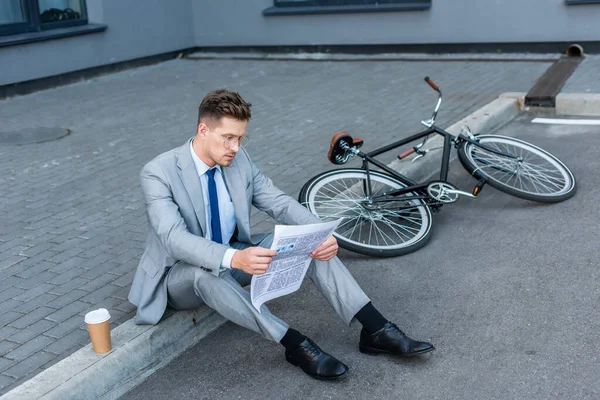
[250,219,342,312]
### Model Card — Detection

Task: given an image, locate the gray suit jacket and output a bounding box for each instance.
[128,138,320,324]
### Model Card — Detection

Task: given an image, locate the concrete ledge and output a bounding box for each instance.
[1,307,226,400]
[556,93,600,116]
[186,52,559,63]
[388,93,525,182]
[1,93,525,400]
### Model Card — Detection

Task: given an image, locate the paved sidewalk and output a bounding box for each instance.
[0,54,594,394]
[123,114,600,400]
[562,54,600,93]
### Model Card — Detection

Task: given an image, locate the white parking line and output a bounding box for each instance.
[532,118,600,125]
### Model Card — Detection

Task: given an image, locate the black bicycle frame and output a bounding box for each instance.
[356,124,517,201]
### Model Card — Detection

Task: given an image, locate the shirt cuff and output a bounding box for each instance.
[220,248,237,270]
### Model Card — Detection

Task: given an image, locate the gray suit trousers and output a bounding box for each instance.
[166,234,370,342]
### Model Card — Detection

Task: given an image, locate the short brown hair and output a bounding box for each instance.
[197,89,252,127]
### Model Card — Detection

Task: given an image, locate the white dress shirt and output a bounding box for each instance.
[190,141,237,270]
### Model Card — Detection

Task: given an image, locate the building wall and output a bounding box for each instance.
[2,0,600,87]
[0,0,195,86]
[193,0,600,47]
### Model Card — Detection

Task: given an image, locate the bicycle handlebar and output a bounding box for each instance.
[398,147,416,160]
[424,76,440,92]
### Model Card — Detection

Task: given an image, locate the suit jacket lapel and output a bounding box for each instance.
[222,161,251,243]
[177,139,207,234]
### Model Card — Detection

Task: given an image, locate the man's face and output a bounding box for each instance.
[195,116,248,167]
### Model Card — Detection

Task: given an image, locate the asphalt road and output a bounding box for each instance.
[123,113,600,400]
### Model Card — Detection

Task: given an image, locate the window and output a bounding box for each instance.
[274,0,425,6]
[265,0,431,15]
[0,0,87,37]
[565,0,600,3]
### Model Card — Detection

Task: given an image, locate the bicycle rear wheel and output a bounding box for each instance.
[458,134,576,203]
[298,169,434,257]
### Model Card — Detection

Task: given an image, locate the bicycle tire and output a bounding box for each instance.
[298,169,434,257]
[458,134,577,203]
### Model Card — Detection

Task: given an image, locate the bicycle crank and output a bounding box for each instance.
[426,181,476,203]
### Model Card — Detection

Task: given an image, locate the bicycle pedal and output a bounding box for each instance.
[473,179,486,196]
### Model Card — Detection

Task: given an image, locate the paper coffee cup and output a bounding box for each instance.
[84,308,112,354]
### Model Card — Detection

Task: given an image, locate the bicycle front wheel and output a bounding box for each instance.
[458,134,577,203]
[298,169,434,257]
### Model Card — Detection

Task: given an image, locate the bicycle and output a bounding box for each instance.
[298,77,577,257]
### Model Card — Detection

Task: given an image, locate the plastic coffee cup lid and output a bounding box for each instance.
[84,308,111,324]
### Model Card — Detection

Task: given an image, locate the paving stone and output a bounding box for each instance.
[0,239,22,254]
[0,374,16,392]
[6,319,54,344]
[42,315,85,339]
[0,256,27,272]
[45,290,88,309]
[3,335,55,361]
[0,312,24,327]
[79,262,119,279]
[45,301,90,323]
[47,237,88,253]
[107,258,139,276]
[0,299,24,316]
[0,276,26,290]
[73,237,109,251]
[0,341,20,357]
[47,277,90,296]
[47,267,85,285]
[111,270,135,288]
[44,329,89,355]
[106,308,133,325]
[114,299,137,313]
[78,284,121,305]
[13,271,57,290]
[15,260,57,279]
[8,307,56,330]
[46,248,85,265]
[1,351,56,379]
[107,248,141,265]
[0,327,19,341]
[12,293,58,314]
[0,264,22,283]
[12,283,54,302]
[47,231,82,245]
[77,272,118,292]
[0,357,17,374]
[17,242,53,258]
[110,286,131,301]
[78,253,115,270]
[47,256,87,274]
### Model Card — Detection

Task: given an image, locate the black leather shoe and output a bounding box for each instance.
[359,322,435,356]
[285,338,348,380]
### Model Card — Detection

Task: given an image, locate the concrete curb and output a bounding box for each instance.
[186,52,559,63]
[556,93,600,116]
[0,93,525,400]
[2,309,226,400]
[388,93,525,183]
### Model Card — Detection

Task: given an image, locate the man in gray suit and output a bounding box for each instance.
[128,89,434,380]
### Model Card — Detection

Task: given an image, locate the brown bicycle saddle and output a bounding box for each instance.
[327,132,363,164]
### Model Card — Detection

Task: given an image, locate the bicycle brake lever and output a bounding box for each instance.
[411,149,428,163]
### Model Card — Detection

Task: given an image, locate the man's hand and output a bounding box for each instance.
[231,247,278,275]
[310,235,338,261]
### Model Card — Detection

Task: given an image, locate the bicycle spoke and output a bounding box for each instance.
[465,136,574,198]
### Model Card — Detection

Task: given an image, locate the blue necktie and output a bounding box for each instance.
[206,168,222,244]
